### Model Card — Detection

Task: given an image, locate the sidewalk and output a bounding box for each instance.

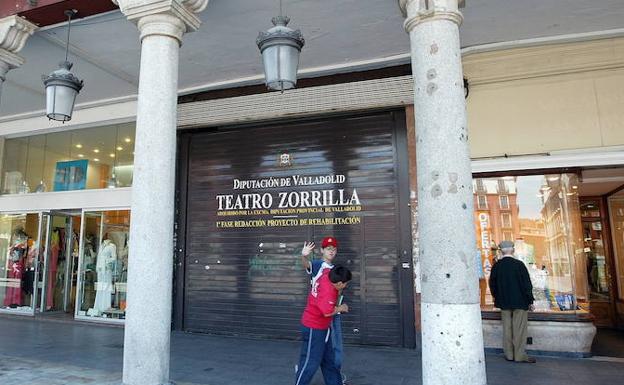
[0,316,623,385]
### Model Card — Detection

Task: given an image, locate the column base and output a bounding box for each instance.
[482,319,597,357]
[422,302,487,385]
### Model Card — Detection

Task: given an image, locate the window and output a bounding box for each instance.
[1,123,135,194]
[475,173,587,314]
[476,179,486,192]
[77,210,130,321]
[477,195,487,209]
[0,213,44,314]
[497,179,508,193]
[501,213,512,228]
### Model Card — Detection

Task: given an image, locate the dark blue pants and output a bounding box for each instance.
[331,314,343,369]
[295,326,342,385]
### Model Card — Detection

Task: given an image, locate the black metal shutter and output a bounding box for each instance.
[182,111,412,347]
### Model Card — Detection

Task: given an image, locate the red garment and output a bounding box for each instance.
[301,270,338,330]
[46,243,59,308]
[3,260,23,306]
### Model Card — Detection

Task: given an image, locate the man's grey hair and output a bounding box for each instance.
[501,247,514,255]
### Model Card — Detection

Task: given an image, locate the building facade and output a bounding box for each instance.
[1,0,624,383]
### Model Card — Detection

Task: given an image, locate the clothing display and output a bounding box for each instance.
[3,259,24,307]
[46,229,61,309]
[3,229,29,308]
[91,239,117,314]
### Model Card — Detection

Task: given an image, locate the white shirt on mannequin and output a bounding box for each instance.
[91,239,117,315]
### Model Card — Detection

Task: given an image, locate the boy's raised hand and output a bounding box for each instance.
[301,241,315,257]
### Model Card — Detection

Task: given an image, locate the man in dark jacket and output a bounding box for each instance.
[489,240,536,363]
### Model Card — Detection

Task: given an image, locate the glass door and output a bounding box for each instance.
[40,213,81,313]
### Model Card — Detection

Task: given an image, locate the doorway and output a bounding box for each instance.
[580,198,616,327]
[39,212,81,315]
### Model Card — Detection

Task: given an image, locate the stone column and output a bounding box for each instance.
[114,1,209,384]
[398,1,487,385]
[0,15,37,103]
[0,136,5,188]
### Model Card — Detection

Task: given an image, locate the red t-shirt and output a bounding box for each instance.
[301,270,338,330]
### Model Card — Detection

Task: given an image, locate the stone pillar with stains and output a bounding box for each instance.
[0,15,37,104]
[113,1,209,384]
[398,1,487,384]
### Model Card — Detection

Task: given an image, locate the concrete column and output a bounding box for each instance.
[0,15,37,103]
[398,1,487,385]
[114,1,208,384]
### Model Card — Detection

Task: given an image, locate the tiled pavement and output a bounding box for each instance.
[0,316,623,385]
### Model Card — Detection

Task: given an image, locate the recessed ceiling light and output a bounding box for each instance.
[124,138,132,143]
[93,149,100,153]
[77,154,84,158]
[109,154,115,158]
[572,185,578,189]
[75,144,83,149]
[116,146,123,151]
[94,158,100,162]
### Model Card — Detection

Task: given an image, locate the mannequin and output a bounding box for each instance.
[3,228,28,307]
[90,237,117,315]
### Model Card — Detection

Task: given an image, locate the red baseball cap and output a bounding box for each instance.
[321,236,338,249]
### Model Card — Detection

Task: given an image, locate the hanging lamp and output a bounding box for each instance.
[42,10,84,122]
[256,0,305,92]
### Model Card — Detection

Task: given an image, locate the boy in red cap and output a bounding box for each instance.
[295,265,351,385]
[299,237,346,383]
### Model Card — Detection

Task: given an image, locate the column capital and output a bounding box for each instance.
[113,0,209,43]
[0,15,38,73]
[398,0,464,32]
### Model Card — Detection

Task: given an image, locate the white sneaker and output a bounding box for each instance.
[295,364,298,373]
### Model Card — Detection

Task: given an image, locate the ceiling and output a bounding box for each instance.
[579,168,624,197]
[2,0,624,118]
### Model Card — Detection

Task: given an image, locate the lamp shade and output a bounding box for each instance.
[257,16,304,91]
[43,61,84,122]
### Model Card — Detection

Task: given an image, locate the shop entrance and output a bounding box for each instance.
[577,167,624,332]
[39,211,81,314]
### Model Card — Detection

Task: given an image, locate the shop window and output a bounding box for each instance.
[499,195,510,209]
[477,195,488,210]
[77,210,130,321]
[1,123,135,194]
[0,213,43,313]
[475,173,588,314]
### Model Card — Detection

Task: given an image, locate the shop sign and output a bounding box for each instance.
[478,212,489,249]
[215,174,363,228]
